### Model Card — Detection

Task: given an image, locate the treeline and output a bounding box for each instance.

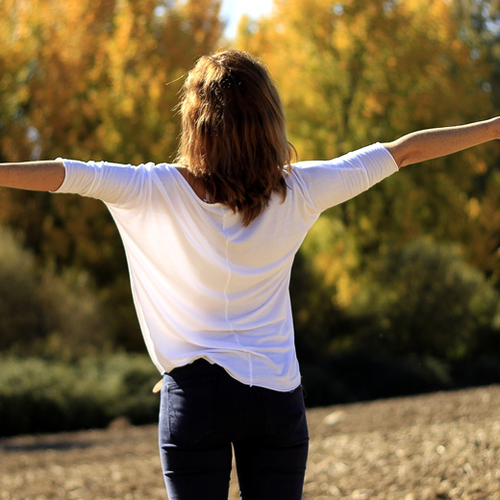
[241,0,500,403]
[2,0,500,433]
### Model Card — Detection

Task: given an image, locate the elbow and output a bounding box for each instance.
[383,142,408,169]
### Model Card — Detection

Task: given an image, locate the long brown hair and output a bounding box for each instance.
[177,49,295,226]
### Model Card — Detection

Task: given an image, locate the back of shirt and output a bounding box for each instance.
[56,143,397,390]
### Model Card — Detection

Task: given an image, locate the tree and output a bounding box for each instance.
[448,0,500,283]
[0,0,224,270]
[236,0,496,309]
[0,0,225,350]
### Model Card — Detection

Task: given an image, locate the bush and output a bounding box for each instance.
[451,356,500,387]
[346,239,500,361]
[0,354,160,436]
[0,225,115,359]
[0,228,45,350]
[37,265,115,359]
[300,352,452,407]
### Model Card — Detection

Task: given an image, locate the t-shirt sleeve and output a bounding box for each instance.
[54,159,154,207]
[291,143,398,214]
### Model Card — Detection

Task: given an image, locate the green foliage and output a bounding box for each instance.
[345,239,500,360]
[294,237,500,407]
[37,265,116,359]
[1,0,500,420]
[0,226,115,358]
[0,354,160,436]
[300,351,500,407]
[290,247,343,363]
[300,353,453,406]
[0,227,45,349]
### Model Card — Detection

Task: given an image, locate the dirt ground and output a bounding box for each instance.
[1,385,500,500]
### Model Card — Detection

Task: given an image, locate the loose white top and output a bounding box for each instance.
[56,143,397,391]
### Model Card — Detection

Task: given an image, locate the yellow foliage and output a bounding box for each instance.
[235,0,497,308]
[0,0,499,314]
[0,0,224,281]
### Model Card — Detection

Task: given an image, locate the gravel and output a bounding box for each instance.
[1,385,499,499]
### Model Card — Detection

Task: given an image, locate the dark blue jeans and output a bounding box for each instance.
[158,359,309,500]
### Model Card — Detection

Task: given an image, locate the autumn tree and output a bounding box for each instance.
[0,0,224,265]
[446,0,500,282]
[0,0,224,350]
[237,0,496,307]
[231,0,500,374]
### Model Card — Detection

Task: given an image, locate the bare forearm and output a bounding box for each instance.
[0,160,65,191]
[383,117,500,169]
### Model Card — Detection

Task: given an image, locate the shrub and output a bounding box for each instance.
[0,225,115,359]
[300,352,451,407]
[0,354,160,436]
[346,239,500,361]
[0,228,45,350]
[37,265,115,359]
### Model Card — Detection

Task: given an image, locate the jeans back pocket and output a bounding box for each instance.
[263,386,309,447]
[162,376,217,447]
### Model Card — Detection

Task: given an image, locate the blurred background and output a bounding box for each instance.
[2,0,500,436]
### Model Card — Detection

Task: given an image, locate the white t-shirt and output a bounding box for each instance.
[56,143,398,391]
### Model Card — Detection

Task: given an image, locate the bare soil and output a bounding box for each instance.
[1,385,500,499]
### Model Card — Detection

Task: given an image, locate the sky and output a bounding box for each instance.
[220,0,274,39]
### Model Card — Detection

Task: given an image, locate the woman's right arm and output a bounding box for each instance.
[0,160,66,192]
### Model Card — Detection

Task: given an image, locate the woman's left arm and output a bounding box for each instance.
[0,160,65,191]
[383,117,500,169]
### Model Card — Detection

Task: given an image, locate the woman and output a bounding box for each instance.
[1,49,499,499]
